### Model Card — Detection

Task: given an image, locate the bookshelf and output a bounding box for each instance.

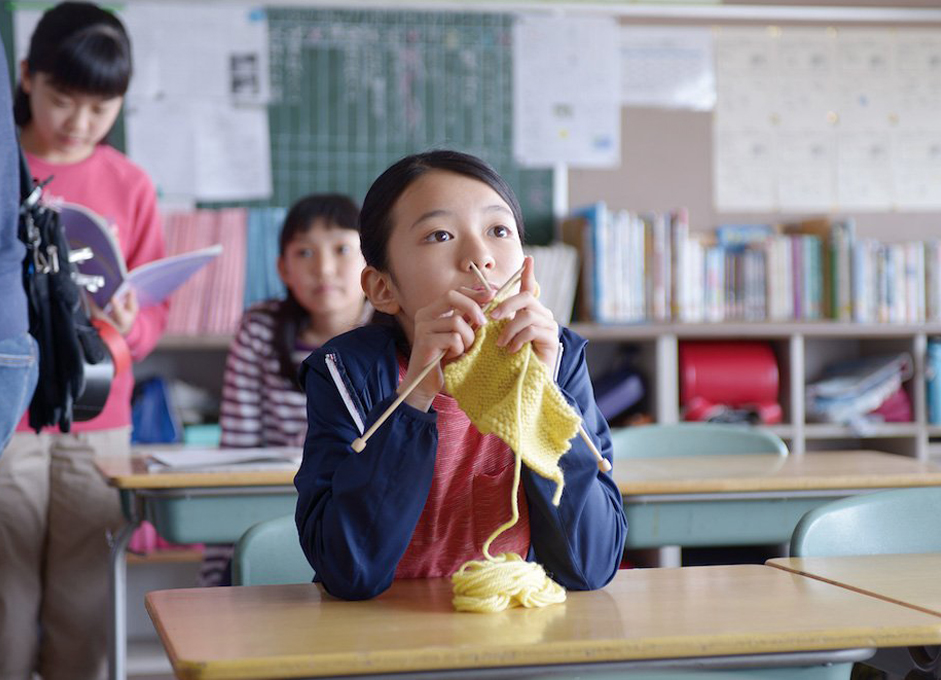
[570,320,941,460]
[151,320,941,461]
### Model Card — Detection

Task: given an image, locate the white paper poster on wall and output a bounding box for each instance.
[513,15,621,168]
[620,26,715,110]
[123,2,270,106]
[714,26,941,212]
[121,2,272,203]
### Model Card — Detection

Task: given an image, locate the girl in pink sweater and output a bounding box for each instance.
[0,4,167,679]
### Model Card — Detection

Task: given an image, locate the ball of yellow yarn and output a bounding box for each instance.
[451,553,566,613]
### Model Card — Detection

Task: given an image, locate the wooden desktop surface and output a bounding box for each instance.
[95,455,296,490]
[767,553,941,618]
[613,450,941,495]
[146,564,941,680]
[100,450,941,494]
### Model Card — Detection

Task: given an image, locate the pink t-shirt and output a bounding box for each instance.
[19,144,168,432]
[394,360,531,579]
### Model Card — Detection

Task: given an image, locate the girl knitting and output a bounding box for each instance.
[0,3,167,678]
[294,150,626,600]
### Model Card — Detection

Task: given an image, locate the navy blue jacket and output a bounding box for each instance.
[294,323,627,600]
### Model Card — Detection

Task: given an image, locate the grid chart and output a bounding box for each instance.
[264,7,553,244]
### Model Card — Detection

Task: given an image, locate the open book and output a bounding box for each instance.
[59,202,223,309]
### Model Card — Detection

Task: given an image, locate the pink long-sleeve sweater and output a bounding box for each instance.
[18,144,169,432]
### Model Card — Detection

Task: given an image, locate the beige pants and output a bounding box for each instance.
[0,428,131,680]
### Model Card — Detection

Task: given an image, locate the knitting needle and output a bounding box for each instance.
[352,263,612,473]
[578,424,612,472]
[468,262,492,291]
[351,264,526,453]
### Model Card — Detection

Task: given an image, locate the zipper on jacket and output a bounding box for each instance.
[324,352,366,436]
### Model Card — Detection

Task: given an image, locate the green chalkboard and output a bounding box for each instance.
[261,7,552,244]
[3,4,554,244]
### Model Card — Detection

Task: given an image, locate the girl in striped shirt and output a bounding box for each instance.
[201,194,369,585]
[219,193,368,448]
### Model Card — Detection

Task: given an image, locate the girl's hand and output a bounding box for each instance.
[89,290,139,336]
[488,256,559,369]
[401,288,492,412]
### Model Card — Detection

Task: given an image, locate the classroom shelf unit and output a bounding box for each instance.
[151,321,941,460]
[569,321,941,460]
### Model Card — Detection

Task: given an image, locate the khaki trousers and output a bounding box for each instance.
[0,428,130,680]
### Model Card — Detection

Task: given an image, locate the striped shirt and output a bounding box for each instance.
[394,359,531,579]
[219,301,314,448]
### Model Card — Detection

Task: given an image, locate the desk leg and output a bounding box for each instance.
[109,492,141,680]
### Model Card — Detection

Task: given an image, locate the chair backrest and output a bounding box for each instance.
[233,514,314,586]
[790,486,941,557]
[609,423,788,460]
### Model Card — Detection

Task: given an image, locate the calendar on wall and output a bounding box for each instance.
[714,26,941,212]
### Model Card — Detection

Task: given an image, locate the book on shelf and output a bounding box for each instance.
[567,206,941,326]
[523,243,578,325]
[60,203,222,310]
[163,209,247,336]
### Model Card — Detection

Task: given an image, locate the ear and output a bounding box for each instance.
[276,256,288,286]
[19,61,31,93]
[361,266,400,316]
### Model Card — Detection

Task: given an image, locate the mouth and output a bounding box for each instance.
[58,135,87,147]
[469,283,497,293]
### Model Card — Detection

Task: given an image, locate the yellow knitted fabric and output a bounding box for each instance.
[444,312,580,613]
[443,317,580,506]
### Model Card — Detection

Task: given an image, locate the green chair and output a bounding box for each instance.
[610,423,788,460]
[232,514,314,586]
[790,486,941,558]
[611,424,790,559]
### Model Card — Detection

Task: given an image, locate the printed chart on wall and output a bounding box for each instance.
[714,26,941,212]
[264,7,553,242]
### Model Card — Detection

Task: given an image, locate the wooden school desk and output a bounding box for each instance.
[145,564,941,680]
[95,455,298,680]
[612,450,941,554]
[767,553,941,676]
[767,553,941,617]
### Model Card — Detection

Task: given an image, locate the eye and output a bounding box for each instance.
[423,230,452,243]
[295,247,313,258]
[336,244,352,255]
[488,225,512,238]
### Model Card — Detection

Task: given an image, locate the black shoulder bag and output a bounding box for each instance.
[18,146,114,432]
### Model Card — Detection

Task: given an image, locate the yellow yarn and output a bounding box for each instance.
[444,306,580,613]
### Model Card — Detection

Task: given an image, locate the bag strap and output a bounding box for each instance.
[18,141,31,203]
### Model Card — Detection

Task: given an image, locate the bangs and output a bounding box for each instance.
[45,27,131,98]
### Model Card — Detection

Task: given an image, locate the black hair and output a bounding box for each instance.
[13,2,132,127]
[358,150,525,273]
[273,194,361,383]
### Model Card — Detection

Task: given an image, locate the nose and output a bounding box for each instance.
[311,248,334,277]
[460,236,495,279]
[66,105,92,133]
